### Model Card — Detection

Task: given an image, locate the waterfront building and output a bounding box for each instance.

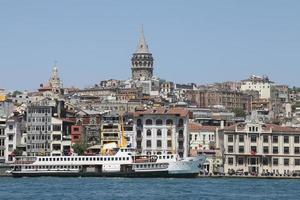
[133,107,190,158]
[221,121,300,176]
[240,75,273,99]
[100,112,121,147]
[4,114,26,163]
[26,98,65,156]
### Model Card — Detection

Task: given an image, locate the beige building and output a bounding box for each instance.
[221,122,300,176]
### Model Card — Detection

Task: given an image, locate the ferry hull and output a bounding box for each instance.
[11,171,199,178]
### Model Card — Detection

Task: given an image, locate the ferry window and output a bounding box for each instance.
[100,157,103,161]
[126,157,129,160]
[108,157,110,161]
[89,158,92,161]
[42,158,45,161]
[171,155,174,159]
[93,157,96,161]
[64,158,67,161]
[163,156,166,159]
[60,158,63,161]
[112,158,114,161]
[97,158,99,161]
[143,165,147,168]
[75,158,77,161]
[39,158,41,161]
[49,158,52,161]
[123,157,125,160]
[71,158,74,161]
[68,158,70,161]
[46,158,48,161]
[79,158,81,161]
[119,157,122,161]
[167,156,169,159]
[104,158,107,161]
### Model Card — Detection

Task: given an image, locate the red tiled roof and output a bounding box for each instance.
[134,107,189,117]
[188,122,217,132]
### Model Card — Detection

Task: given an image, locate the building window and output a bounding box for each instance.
[238,157,244,165]
[273,158,278,166]
[295,159,300,166]
[8,135,13,141]
[250,135,257,143]
[284,158,289,166]
[263,135,268,143]
[137,141,142,149]
[228,157,234,165]
[262,157,268,166]
[239,146,244,153]
[284,136,289,144]
[251,146,257,154]
[156,119,163,125]
[137,130,142,138]
[273,147,278,154]
[178,130,184,139]
[146,140,151,148]
[295,136,300,143]
[145,119,152,125]
[166,119,173,125]
[167,140,172,148]
[228,135,233,143]
[157,140,162,148]
[295,147,300,154]
[239,135,244,143]
[263,146,269,154]
[137,119,142,126]
[228,146,233,153]
[284,147,289,154]
[167,129,172,137]
[178,119,184,127]
[272,136,278,143]
[157,129,162,137]
[146,129,151,137]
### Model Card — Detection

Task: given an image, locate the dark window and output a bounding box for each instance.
[156,119,163,125]
[167,140,172,148]
[284,158,289,166]
[178,130,184,139]
[167,129,172,136]
[251,146,257,153]
[250,135,257,143]
[295,147,300,154]
[228,135,233,143]
[239,135,244,143]
[273,146,278,154]
[284,136,289,144]
[295,136,300,143]
[157,140,162,148]
[238,157,244,165]
[137,119,142,126]
[273,158,278,166]
[145,119,152,125]
[263,135,268,143]
[228,146,233,153]
[295,159,300,166]
[272,136,278,143]
[284,147,289,154]
[263,146,269,154]
[137,130,142,138]
[146,140,151,148]
[157,129,162,137]
[228,157,233,165]
[262,157,268,166]
[166,119,173,125]
[239,146,244,153]
[146,129,151,137]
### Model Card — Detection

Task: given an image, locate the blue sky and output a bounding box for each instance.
[0,0,300,90]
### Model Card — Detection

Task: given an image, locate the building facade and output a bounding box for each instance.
[241,75,273,99]
[133,107,189,158]
[222,122,300,176]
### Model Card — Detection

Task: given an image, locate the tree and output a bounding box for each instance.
[232,108,246,118]
[72,142,88,155]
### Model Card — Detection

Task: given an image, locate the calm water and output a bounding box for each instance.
[0,177,299,200]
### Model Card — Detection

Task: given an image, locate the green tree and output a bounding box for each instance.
[232,108,246,118]
[72,142,88,155]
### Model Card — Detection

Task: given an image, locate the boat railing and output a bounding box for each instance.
[14,156,37,165]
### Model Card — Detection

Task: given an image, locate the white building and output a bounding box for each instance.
[4,115,26,163]
[133,107,189,158]
[0,117,6,163]
[221,121,300,176]
[241,75,273,99]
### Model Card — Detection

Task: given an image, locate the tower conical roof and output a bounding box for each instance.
[136,26,149,53]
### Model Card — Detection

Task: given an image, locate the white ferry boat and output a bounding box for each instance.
[10,148,205,178]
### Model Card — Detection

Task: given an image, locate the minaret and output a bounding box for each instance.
[49,62,62,90]
[131,27,154,81]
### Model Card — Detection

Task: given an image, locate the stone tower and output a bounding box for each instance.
[131,28,154,81]
[49,62,62,90]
